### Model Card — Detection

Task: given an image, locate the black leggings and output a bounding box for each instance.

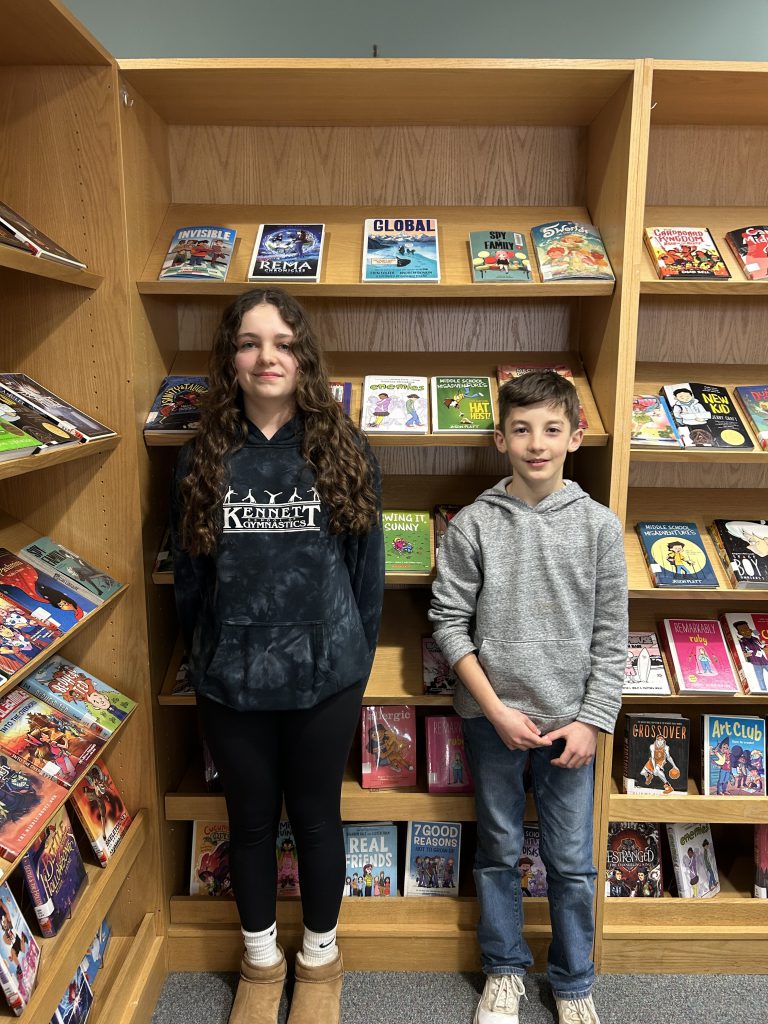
[198,682,365,933]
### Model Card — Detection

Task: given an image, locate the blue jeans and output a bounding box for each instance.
[463,716,597,999]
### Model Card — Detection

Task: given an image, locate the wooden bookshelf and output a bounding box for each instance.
[0,435,120,482]
[0,245,103,289]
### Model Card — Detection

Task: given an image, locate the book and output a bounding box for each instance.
[382,510,432,574]
[144,375,209,433]
[430,376,494,433]
[661,382,752,450]
[21,656,136,740]
[756,825,768,899]
[0,223,35,255]
[497,364,588,431]
[152,527,172,578]
[360,376,429,434]
[468,230,532,282]
[530,220,614,282]
[0,374,114,443]
[0,880,39,1015]
[79,919,111,987]
[343,823,398,897]
[703,713,766,797]
[666,822,720,898]
[0,200,85,269]
[644,226,730,280]
[725,225,768,281]
[422,637,458,695]
[624,632,671,696]
[362,217,439,282]
[630,394,682,448]
[0,386,77,452]
[21,804,87,937]
[605,822,663,897]
[734,384,768,451]
[660,618,739,694]
[425,716,473,794]
[189,821,232,897]
[50,963,94,1024]
[329,381,353,416]
[622,713,689,795]
[361,705,416,789]
[520,824,548,897]
[721,613,768,694]
[0,548,95,632]
[0,753,64,861]
[276,820,300,899]
[709,519,768,590]
[20,538,123,605]
[248,223,325,281]
[433,503,463,557]
[69,760,132,866]
[0,420,38,463]
[635,521,718,589]
[158,225,236,281]
[0,592,61,681]
[171,657,193,697]
[403,820,461,896]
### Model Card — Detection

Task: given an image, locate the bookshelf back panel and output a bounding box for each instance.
[636,296,768,365]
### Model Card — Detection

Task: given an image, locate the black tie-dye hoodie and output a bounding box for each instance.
[170,413,384,711]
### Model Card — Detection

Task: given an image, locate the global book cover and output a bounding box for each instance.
[725,225,768,280]
[0,547,96,631]
[422,636,458,695]
[0,373,114,443]
[362,217,439,282]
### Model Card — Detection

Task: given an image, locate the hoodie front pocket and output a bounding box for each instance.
[478,637,589,690]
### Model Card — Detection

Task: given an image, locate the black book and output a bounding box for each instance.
[622,713,690,796]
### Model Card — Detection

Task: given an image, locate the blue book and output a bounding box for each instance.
[702,714,766,796]
[144,375,209,433]
[20,537,123,605]
[0,548,96,631]
[158,225,236,281]
[51,964,93,1024]
[79,919,111,987]
[22,805,87,937]
[362,217,440,282]
[248,223,325,281]
[343,823,398,897]
[403,820,461,897]
[635,522,719,589]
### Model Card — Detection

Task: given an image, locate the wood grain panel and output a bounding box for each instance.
[651,62,768,127]
[637,295,768,364]
[629,462,768,490]
[0,0,112,66]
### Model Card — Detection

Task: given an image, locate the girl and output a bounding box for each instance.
[171,288,384,1024]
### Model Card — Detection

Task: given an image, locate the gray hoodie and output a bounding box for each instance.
[429,477,628,733]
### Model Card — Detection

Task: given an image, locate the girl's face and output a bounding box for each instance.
[234,303,299,417]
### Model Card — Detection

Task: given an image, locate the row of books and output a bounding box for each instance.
[631,383,768,452]
[636,519,768,591]
[645,225,768,281]
[0,201,87,271]
[158,219,614,285]
[361,708,472,793]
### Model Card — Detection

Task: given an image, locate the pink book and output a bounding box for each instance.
[360,705,416,789]
[660,618,739,693]
[426,716,473,794]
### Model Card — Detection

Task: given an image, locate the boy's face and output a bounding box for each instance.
[494,401,582,495]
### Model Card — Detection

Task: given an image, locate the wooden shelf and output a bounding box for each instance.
[651,64,768,126]
[0,435,120,482]
[0,245,103,289]
[609,777,768,824]
[89,915,165,1024]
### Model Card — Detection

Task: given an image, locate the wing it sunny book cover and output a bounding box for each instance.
[383,510,432,574]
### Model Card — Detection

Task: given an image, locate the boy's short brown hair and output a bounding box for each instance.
[497,369,581,433]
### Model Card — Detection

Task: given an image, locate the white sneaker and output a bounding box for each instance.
[555,994,601,1024]
[474,974,527,1024]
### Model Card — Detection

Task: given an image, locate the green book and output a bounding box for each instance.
[0,416,38,461]
[469,230,532,282]
[430,376,495,433]
[383,510,433,574]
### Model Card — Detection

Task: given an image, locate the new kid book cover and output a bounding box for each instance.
[624,632,671,696]
[276,819,300,899]
[362,217,439,282]
[605,822,662,897]
[635,521,718,589]
[421,636,458,695]
[520,824,548,897]
[425,716,473,794]
[144,375,209,433]
[20,537,123,605]
[0,880,39,1016]
[69,760,132,866]
[725,225,768,280]
[497,363,588,431]
[430,376,494,433]
[361,705,416,789]
[360,376,428,434]
[661,382,752,449]
[721,612,768,694]
[189,821,232,897]
[382,510,432,574]
[666,822,720,898]
[703,714,766,796]
[530,220,614,281]
[158,225,236,281]
[622,713,690,796]
[404,820,461,896]
[343,823,398,897]
[468,230,532,282]
[630,394,682,448]
[0,752,64,860]
[709,519,768,589]
[21,804,87,937]
[660,618,739,694]
[644,226,730,279]
[734,384,768,450]
[0,547,96,631]
[248,223,325,281]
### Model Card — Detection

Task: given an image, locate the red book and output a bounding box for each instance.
[360,706,416,789]
[426,716,473,794]
[69,759,132,866]
[660,618,739,694]
[0,750,64,860]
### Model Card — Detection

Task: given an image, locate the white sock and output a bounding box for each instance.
[242,922,281,967]
[297,924,338,967]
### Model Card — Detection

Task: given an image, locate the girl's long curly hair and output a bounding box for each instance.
[179,288,378,556]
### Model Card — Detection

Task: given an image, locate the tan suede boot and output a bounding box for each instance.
[228,949,286,1024]
[287,951,343,1024]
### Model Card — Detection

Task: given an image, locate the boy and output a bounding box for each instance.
[429,370,627,1024]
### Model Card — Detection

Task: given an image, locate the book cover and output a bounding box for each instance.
[20,538,123,605]
[153,527,172,577]
[605,821,662,897]
[361,705,416,789]
[248,223,324,281]
[468,230,532,282]
[425,716,473,794]
[144,375,209,433]
[51,964,93,1024]
[624,632,671,696]
[360,376,429,434]
[21,655,136,739]
[666,822,720,898]
[709,519,768,590]
[0,592,61,681]
[630,394,682,448]
[734,384,768,451]
[0,880,39,1015]
[703,714,765,796]
[530,220,614,282]
[622,713,689,795]
[635,521,718,589]
[79,919,111,987]
[497,364,588,431]
[421,637,458,695]
[0,374,113,442]
[276,819,300,899]
[382,510,432,574]
[189,821,232,897]
[0,548,95,632]
[721,612,768,694]
[661,382,752,449]
[644,226,730,280]
[725,225,768,281]
[172,657,193,697]
[0,386,77,452]
[756,824,768,899]
[0,753,64,861]
[343,823,397,897]
[329,381,353,416]
[403,820,461,896]
[0,223,35,255]
[21,804,87,937]
[362,217,439,282]
[433,504,463,557]
[0,200,85,269]
[158,225,236,281]
[520,824,548,897]
[660,618,739,694]
[430,376,494,433]
[0,420,38,463]
[69,760,132,866]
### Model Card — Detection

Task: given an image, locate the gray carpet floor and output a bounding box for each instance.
[151,970,768,1023]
